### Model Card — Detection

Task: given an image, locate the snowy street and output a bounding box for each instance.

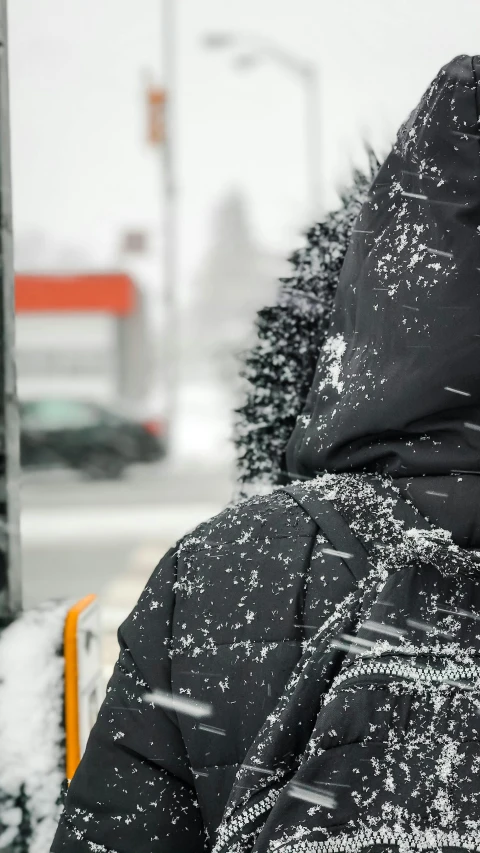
[20,459,232,546]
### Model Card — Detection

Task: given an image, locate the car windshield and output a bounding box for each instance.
[21,400,100,430]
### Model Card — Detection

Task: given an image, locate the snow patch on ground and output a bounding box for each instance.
[0,601,70,852]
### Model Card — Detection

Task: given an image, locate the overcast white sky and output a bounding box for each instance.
[7,0,480,296]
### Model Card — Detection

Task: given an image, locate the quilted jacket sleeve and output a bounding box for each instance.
[51,544,208,853]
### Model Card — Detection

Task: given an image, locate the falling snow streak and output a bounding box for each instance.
[321,547,354,560]
[444,386,471,396]
[287,783,337,810]
[143,690,213,719]
[426,246,454,259]
[401,191,428,200]
[362,619,406,639]
[198,724,227,736]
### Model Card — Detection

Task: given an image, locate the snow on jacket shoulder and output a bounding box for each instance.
[51,489,361,853]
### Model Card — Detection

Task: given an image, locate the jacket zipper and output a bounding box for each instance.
[260,827,480,853]
[324,655,480,703]
[212,788,280,853]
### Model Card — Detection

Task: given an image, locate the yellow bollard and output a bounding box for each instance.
[64,595,102,782]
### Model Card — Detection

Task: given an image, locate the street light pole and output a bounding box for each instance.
[161,0,179,443]
[203,32,322,219]
[0,0,22,623]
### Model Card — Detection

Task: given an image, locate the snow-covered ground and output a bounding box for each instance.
[0,603,68,853]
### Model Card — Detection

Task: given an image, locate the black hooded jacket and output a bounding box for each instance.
[52,55,480,853]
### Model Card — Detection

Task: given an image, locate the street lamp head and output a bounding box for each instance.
[202,32,236,50]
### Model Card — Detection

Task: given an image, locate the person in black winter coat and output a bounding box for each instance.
[52,55,480,853]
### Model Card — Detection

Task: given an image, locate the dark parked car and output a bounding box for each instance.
[20,398,167,479]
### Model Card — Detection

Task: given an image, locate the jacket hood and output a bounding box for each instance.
[287,55,480,486]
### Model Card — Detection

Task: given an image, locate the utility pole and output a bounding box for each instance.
[0,0,22,623]
[161,0,178,441]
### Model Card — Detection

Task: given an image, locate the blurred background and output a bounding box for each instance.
[8,0,480,677]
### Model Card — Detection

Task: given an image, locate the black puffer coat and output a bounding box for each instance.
[52,54,480,853]
[53,487,354,852]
